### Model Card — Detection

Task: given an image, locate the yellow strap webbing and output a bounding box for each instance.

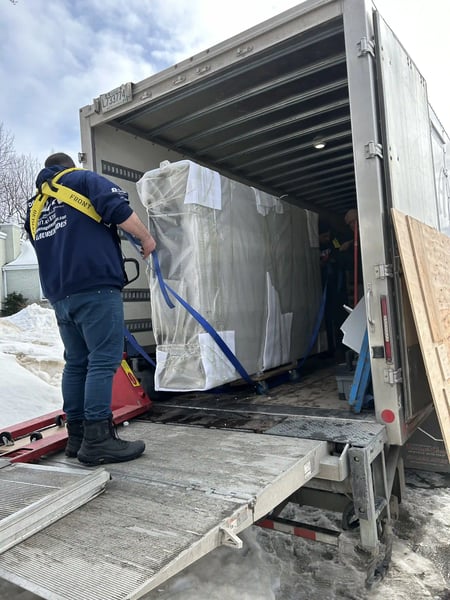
[30,168,102,239]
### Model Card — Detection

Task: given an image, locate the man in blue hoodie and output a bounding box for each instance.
[25,152,156,465]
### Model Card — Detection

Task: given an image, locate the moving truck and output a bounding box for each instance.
[1,0,449,597]
[77,0,449,572]
[78,0,450,467]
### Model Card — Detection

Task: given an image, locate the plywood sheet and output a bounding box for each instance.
[392,209,450,460]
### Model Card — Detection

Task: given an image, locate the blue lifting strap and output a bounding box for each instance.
[152,251,175,309]
[123,327,156,368]
[152,251,257,388]
[122,231,258,391]
[296,280,328,372]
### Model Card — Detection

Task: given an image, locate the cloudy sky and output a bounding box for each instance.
[1,0,449,166]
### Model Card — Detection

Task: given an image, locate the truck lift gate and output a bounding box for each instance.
[0,421,327,600]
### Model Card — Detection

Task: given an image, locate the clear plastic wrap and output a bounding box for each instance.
[137,160,321,391]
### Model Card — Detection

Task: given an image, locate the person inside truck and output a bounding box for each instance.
[24,152,156,466]
[338,208,363,306]
[319,219,349,360]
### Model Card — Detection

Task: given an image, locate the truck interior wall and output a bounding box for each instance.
[90,125,360,409]
[92,125,186,348]
[88,104,379,420]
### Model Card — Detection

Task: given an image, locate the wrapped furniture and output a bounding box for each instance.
[137,160,321,391]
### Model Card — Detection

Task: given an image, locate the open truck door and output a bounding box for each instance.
[345,4,438,445]
[374,9,438,421]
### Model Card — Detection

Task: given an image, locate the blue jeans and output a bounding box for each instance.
[53,288,124,422]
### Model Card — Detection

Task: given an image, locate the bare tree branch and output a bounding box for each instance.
[0,123,40,227]
[0,123,15,172]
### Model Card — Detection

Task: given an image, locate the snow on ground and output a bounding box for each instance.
[142,475,450,600]
[0,306,449,599]
[0,304,64,429]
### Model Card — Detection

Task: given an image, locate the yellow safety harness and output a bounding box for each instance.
[29,168,102,239]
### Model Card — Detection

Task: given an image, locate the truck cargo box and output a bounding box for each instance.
[78,0,450,455]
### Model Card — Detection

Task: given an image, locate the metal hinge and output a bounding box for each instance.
[358,37,375,57]
[365,141,383,159]
[374,264,393,279]
[384,368,402,385]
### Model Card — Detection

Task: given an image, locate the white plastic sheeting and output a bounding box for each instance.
[137,160,322,391]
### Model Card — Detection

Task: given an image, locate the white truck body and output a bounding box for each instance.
[79,0,449,448]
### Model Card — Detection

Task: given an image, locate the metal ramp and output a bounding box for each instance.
[0,459,109,554]
[0,422,327,600]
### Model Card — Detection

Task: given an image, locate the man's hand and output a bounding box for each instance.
[119,212,156,259]
[140,235,156,259]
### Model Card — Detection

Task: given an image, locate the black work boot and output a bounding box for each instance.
[77,418,145,466]
[65,420,84,458]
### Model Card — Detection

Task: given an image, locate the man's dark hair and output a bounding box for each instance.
[44,153,76,168]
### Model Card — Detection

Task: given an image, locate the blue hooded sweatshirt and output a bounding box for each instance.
[25,165,133,303]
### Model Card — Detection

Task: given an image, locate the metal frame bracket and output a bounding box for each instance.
[384,368,403,385]
[358,37,375,58]
[220,526,243,548]
[365,141,384,159]
[374,263,393,279]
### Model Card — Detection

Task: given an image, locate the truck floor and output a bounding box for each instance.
[144,361,378,444]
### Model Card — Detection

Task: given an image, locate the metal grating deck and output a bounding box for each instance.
[0,422,327,600]
[266,415,387,447]
[0,459,109,554]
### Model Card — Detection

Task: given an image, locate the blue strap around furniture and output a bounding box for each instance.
[296,280,328,372]
[152,251,175,309]
[152,252,257,389]
[123,327,156,368]
[122,231,257,390]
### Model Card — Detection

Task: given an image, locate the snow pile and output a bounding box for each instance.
[5,302,58,332]
[0,304,63,429]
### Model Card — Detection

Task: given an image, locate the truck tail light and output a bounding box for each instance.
[381,409,395,423]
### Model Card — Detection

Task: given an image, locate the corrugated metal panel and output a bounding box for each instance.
[101,12,355,219]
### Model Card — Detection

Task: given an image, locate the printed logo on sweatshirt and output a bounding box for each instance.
[35,200,67,241]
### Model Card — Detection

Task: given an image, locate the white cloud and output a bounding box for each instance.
[0,0,449,168]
